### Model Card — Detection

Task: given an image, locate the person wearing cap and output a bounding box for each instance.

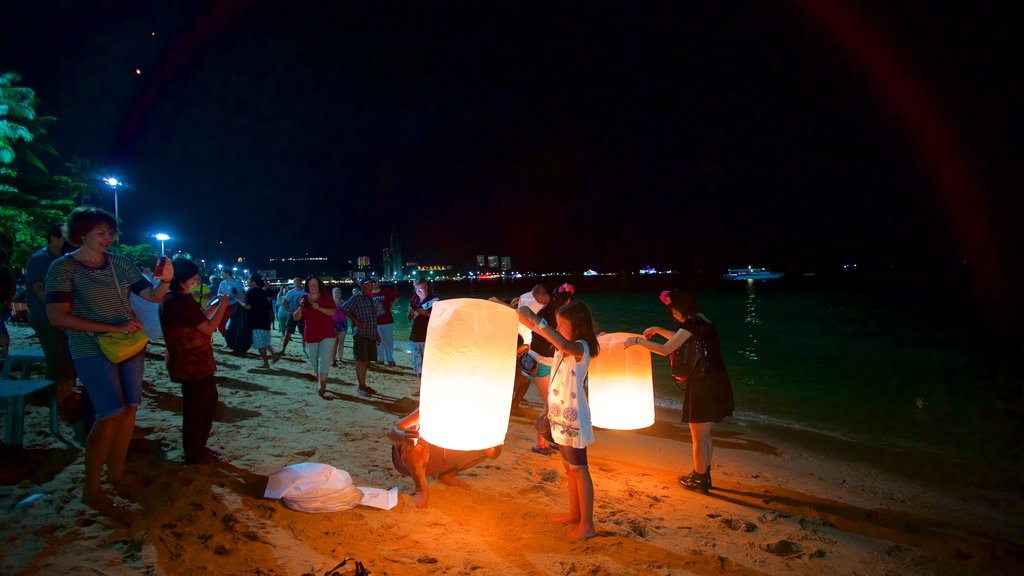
[388,408,503,508]
[160,255,230,465]
[340,277,380,397]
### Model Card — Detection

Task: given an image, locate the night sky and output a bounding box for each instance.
[3,1,1019,278]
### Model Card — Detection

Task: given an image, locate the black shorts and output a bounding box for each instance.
[285,317,305,335]
[353,335,378,362]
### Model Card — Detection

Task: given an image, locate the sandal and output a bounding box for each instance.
[531,445,556,455]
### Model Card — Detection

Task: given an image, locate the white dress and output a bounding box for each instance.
[547,340,594,449]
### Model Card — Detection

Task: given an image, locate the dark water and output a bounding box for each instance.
[386,273,1022,486]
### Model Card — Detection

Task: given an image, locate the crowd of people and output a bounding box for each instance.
[7,205,736,541]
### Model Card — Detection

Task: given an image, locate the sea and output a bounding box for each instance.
[382,272,1022,490]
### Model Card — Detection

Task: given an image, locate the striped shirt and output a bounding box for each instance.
[45,253,151,359]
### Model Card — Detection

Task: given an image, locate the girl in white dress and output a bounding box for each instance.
[518,301,600,541]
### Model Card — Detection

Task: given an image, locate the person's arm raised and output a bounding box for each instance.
[518,307,585,360]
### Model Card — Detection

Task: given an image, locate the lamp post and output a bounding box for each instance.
[154,233,170,256]
[102,177,122,223]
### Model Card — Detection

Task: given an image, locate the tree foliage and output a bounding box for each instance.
[113,242,160,265]
[0,72,92,268]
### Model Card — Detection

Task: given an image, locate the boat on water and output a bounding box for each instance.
[723,267,784,281]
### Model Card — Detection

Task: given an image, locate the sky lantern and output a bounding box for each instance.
[419,298,519,450]
[589,332,654,430]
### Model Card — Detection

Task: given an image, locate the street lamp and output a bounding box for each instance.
[154,233,170,256]
[102,177,122,224]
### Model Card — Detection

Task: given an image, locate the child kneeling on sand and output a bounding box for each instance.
[517,301,600,541]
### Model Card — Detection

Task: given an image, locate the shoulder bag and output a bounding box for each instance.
[96,256,149,362]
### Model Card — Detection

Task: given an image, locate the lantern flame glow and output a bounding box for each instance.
[418,298,519,450]
[589,332,655,430]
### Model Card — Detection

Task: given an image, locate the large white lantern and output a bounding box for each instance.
[419,298,519,450]
[588,332,655,430]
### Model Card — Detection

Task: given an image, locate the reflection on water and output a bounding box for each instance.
[739,280,760,360]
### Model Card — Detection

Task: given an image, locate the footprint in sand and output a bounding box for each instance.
[721,517,757,532]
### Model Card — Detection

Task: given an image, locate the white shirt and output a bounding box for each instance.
[218,278,245,304]
[130,273,163,341]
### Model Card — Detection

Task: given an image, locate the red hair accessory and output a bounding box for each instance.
[659,290,672,306]
[556,283,575,295]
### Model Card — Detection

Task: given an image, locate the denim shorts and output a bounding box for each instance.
[558,444,589,468]
[74,351,145,418]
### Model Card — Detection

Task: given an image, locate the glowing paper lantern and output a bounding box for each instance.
[588,332,655,430]
[419,298,519,450]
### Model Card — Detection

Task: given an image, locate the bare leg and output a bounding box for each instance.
[318,372,329,395]
[259,347,272,368]
[533,375,552,449]
[106,406,139,495]
[564,466,596,540]
[278,333,292,357]
[549,461,580,524]
[331,337,340,363]
[356,360,368,389]
[406,443,431,508]
[82,413,121,510]
[338,333,347,362]
[690,422,714,473]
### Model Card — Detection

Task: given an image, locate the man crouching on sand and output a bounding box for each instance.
[389,408,502,508]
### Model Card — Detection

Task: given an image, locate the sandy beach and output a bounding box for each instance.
[1,322,1021,575]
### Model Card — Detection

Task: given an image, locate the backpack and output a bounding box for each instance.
[671,319,710,384]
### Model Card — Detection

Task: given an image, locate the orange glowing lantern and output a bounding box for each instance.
[588,332,655,430]
[419,298,519,450]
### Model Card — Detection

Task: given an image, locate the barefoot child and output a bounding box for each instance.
[518,301,600,540]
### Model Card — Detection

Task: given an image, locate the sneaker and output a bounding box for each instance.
[679,469,711,494]
[387,361,396,366]
[331,360,338,368]
[357,388,373,398]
